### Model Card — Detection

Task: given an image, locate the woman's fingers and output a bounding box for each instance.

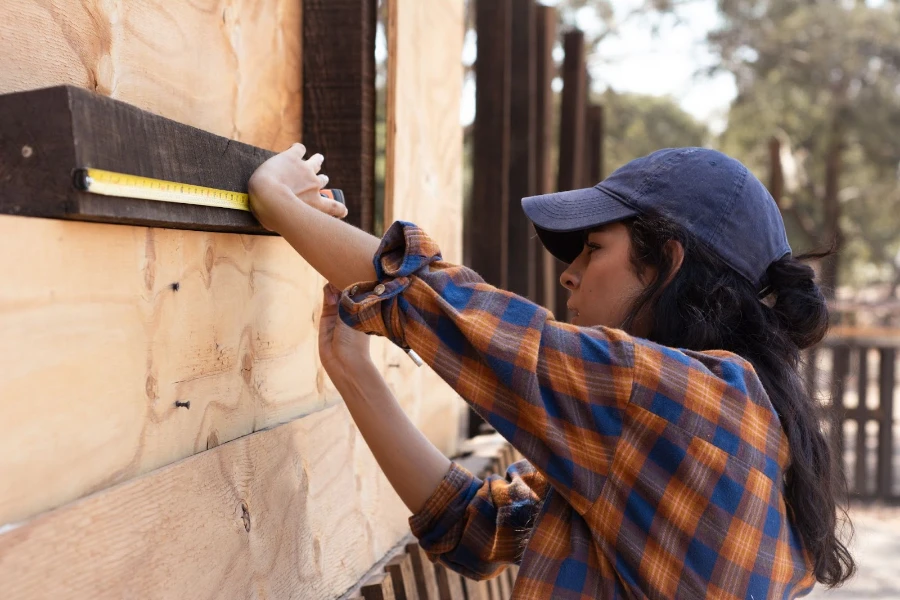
[308,153,324,173]
[317,174,329,188]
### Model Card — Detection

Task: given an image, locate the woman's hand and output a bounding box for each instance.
[248,143,348,234]
[318,283,373,384]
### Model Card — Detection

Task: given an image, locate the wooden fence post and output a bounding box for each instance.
[878,347,896,499]
[469,0,512,289]
[534,4,558,313]
[554,29,586,320]
[855,347,869,495]
[303,0,378,232]
[831,345,850,473]
[507,0,537,300]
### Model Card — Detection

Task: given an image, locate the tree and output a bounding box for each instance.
[593,89,709,174]
[711,1,900,300]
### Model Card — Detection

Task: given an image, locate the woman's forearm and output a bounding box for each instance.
[333,360,452,514]
[254,182,381,289]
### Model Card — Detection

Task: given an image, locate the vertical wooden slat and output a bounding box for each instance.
[463,577,490,600]
[831,345,850,466]
[406,543,440,600]
[303,0,377,232]
[878,347,896,499]
[856,347,869,494]
[506,0,537,300]
[554,29,587,321]
[469,0,512,288]
[534,4,558,313]
[585,104,605,184]
[362,572,398,600]
[386,554,419,600]
[467,0,513,438]
[435,565,465,600]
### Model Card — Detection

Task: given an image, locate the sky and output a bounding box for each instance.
[459,0,738,134]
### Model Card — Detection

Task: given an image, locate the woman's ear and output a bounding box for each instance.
[663,239,685,286]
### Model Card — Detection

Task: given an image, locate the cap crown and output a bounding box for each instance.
[599,147,791,286]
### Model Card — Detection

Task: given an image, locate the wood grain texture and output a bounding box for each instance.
[382,0,466,456]
[0,405,417,599]
[303,0,378,232]
[554,29,587,321]
[0,0,302,151]
[0,86,272,234]
[468,0,512,289]
[0,214,332,526]
[534,4,558,314]
[507,0,537,301]
[406,542,440,600]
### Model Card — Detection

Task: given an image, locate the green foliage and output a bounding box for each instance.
[712,1,900,291]
[592,89,709,174]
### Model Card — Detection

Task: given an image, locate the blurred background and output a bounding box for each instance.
[379,0,900,597]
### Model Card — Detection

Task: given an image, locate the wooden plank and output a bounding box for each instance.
[534,5,558,313]
[381,0,466,456]
[0,86,274,234]
[878,347,896,499]
[831,345,851,465]
[506,0,537,300]
[468,0,512,288]
[303,0,378,232]
[486,576,503,600]
[362,573,398,600]
[856,347,869,494]
[0,213,339,526]
[0,405,418,599]
[406,543,440,600]
[463,577,490,600]
[385,554,419,600]
[554,29,587,321]
[435,566,466,600]
[0,0,302,152]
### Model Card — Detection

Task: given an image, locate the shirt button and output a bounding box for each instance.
[373,283,386,296]
[350,285,359,295]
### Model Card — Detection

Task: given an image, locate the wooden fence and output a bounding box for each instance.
[811,330,899,502]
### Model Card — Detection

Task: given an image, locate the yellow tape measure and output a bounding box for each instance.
[73,168,345,212]
[74,168,252,211]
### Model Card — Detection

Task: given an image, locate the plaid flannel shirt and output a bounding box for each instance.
[340,222,816,599]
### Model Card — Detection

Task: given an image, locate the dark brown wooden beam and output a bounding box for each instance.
[855,347,869,494]
[877,347,895,499]
[831,345,850,467]
[507,0,537,300]
[554,29,587,321]
[534,4,558,313]
[469,0,512,289]
[303,0,377,232]
[0,85,273,234]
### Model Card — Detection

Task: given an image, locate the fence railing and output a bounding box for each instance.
[810,328,899,502]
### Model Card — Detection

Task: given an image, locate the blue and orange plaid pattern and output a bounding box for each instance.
[340,222,817,599]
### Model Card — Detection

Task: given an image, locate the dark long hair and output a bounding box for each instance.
[620,212,855,588]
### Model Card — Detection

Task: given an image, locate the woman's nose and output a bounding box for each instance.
[560,263,579,291]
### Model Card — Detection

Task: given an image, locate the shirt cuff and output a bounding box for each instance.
[338,221,442,344]
[409,462,482,544]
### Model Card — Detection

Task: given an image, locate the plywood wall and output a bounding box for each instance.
[0,0,465,596]
[0,0,302,151]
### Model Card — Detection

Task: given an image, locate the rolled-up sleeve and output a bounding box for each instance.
[339,221,636,514]
[410,460,549,580]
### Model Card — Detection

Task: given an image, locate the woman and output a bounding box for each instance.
[248,145,855,598]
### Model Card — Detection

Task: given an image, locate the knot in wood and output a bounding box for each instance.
[240,501,251,532]
[21,145,33,158]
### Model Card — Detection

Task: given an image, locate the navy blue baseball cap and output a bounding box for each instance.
[522,147,791,289]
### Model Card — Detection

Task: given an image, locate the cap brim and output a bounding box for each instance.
[522,186,639,264]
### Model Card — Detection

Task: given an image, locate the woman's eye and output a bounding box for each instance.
[586,243,602,254]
